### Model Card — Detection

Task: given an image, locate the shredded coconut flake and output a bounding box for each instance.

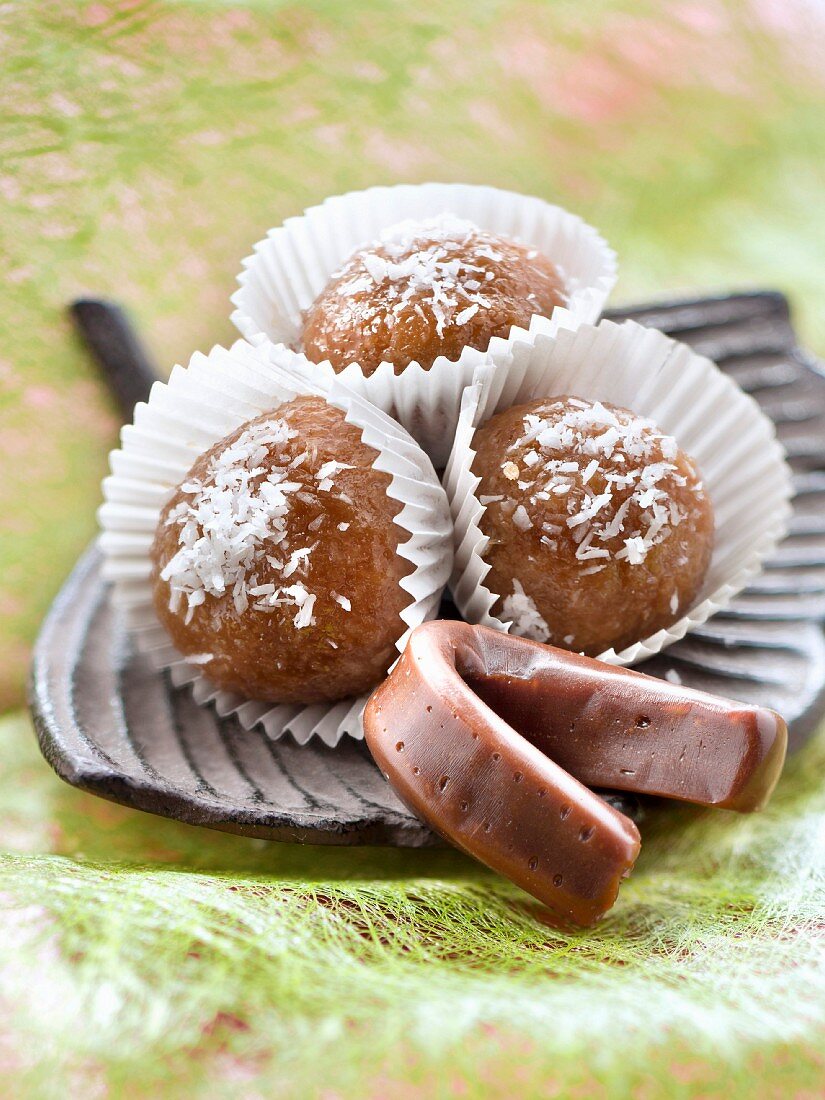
[327,215,540,340]
[363,253,388,283]
[617,536,648,565]
[454,304,479,326]
[316,460,354,482]
[498,398,696,572]
[160,416,353,637]
[293,592,316,629]
[512,505,533,531]
[581,459,599,484]
[283,546,314,578]
[501,580,550,643]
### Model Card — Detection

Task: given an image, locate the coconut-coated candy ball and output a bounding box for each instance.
[150,396,412,704]
[301,214,567,376]
[472,396,714,656]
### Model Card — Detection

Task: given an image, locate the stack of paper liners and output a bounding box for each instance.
[98,341,454,746]
[444,317,793,665]
[231,182,617,467]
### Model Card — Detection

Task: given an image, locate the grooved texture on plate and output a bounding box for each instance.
[30,292,825,845]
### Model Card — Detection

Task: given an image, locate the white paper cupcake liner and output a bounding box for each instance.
[444,318,793,666]
[230,182,617,467]
[98,340,454,746]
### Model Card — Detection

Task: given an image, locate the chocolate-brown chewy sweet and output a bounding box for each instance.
[150,396,411,704]
[366,621,642,927]
[301,215,567,376]
[458,627,787,813]
[365,622,787,926]
[472,396,714,655]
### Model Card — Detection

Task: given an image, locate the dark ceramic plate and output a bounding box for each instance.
[29,291,825,846]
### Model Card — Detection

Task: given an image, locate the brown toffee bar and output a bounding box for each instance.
[461,628,787,813]
[364,622,787,926]
[365,622,642,926]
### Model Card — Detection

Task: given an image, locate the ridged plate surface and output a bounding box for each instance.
[30,292,825,845]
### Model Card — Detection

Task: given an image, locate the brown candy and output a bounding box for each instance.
[364,622,787,926]
[365,621,642,926]
[463,631,787,813]
[301,217,567,376]
[150,397,411,705]
[472,396,714,656]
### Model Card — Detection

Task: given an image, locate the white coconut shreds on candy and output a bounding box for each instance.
[483,398,707,644]
[500,398,702,568]
[159,416,355,631]
[502,580,551,643]
[319,215,569,340]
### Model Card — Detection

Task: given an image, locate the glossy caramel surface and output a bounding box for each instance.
[366,622,643,926]
[365,622,787,924]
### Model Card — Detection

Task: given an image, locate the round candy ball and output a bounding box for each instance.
[472,396,714,656]
[301,215,567,376]
[150,396,412,704]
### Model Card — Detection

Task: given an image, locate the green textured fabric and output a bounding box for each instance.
[1,712,824,1096]
[2,1,825,1094]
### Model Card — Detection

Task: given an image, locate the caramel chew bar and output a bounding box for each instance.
[364,622,786,926]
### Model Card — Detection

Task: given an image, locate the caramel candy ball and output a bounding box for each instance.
[301,215,567,376]
[150,396,412,704]
[472,396,714,656]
